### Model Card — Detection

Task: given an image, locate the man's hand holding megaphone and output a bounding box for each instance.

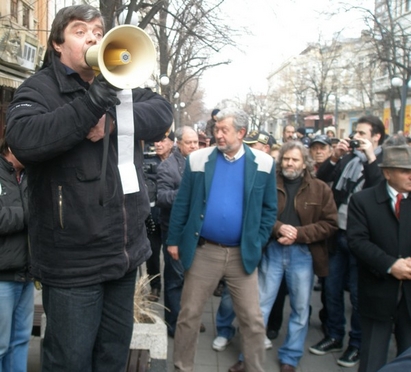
[86,74,121,114]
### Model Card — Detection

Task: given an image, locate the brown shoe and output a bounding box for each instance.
[228,361,245,372]
[280,364,296,372]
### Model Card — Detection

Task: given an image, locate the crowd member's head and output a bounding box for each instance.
[175,126,199,156]
[214,108,248,157]
[198,133,208,148]
[270,144,282,161]
[379,145,411,194]
[296,127,306,139]
[330,137,340,150]
[154,130,174,160]
[353,115,386,148]
[282,125,295,143]
[278,140,315,180]
[44,5,104,82]
[211,108,220,122]
[309,135,333,167]
[243,129,274,154]
[325,126,336,138]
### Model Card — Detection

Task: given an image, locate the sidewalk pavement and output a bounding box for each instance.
[28,283,396,372]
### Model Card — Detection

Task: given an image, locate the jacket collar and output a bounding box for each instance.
[375,180,391,204]
[50,53,88,94]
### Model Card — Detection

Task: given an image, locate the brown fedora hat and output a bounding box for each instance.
[379,145,411,169]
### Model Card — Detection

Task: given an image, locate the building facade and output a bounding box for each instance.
[0,0,51,138]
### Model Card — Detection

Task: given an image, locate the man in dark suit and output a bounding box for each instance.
[347,144,411,372]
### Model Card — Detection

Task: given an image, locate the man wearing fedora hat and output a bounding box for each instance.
[347,143,411,372]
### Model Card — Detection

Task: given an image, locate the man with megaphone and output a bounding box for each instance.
[6,4,173,372]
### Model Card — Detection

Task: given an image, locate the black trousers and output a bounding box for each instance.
[146,224,162,290]
[359,296,411,372]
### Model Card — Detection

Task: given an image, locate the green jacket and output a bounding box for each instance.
[167,145,277,274]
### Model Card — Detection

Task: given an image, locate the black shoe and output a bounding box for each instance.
[213,282,224,297]
[309,337,343,355]
[200,323,206,333]
[267,329,279,340]
[337,345,360,368]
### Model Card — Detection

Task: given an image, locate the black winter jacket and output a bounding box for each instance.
[156,149,186,232]
[0,156,30,282]
[6,53,173,287]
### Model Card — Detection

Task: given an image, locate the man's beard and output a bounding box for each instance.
[217,143,231,153]
[282,168,304,180]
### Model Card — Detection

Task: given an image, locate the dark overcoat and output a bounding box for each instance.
[347,180,411,321]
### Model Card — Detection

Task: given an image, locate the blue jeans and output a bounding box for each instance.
[162,229,185,337]
[324,229,361,349]
[0,281,34,372]
[42,269,137,372]
[215,284,236,340]
[259,240,314,367]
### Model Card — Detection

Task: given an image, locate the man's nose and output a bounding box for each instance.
[86,32,98,44]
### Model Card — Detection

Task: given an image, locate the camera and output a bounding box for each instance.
[349,140,360,148]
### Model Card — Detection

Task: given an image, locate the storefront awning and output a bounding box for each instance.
[0,71,24,89]
[304,114,334,121]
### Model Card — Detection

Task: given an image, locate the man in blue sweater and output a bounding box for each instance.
[167,108,277,371]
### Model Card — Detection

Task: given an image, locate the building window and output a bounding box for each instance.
[22,4,30,28]
[11,0,18,20]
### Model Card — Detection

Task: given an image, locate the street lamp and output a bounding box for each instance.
[173,92,185,127]
[159,74,170,86]
[145,74,169,93]
[391,76,411,131]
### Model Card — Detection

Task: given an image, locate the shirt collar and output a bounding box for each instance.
[63,64,90,89]
[387,182,408,201]
[221,144,245,162]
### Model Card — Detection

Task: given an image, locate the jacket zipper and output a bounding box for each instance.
[58,185,64,229]
[122,194,130,269]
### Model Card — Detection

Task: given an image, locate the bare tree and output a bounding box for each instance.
[98,0,240,127]
[347,0,411,133]
[300,37,342,133]
[149,0,239,125]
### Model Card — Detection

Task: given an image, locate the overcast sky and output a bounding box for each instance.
[201,0,374,109]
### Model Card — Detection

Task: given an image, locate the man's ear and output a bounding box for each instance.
[52,42,61,53]
[373,132,381,144]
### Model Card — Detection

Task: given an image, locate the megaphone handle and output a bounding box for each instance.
[99,114,111,206]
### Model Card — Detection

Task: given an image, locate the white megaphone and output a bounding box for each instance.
[85,25,156,90]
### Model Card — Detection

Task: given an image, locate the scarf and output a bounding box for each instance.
[336,146,382,229]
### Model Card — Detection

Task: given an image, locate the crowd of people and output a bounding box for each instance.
[143,110,411,372]
[1,4,411,372]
